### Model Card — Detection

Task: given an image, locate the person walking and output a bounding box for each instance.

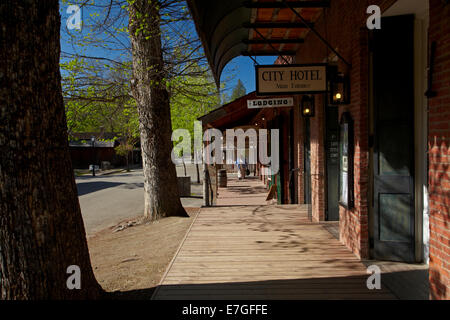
[236,156,246,180]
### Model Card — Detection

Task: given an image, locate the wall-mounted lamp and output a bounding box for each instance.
[301,95,315,117]
[329,73,350,105]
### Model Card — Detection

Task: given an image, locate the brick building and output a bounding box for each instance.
[188,0,449,299]
[68,132,141,169]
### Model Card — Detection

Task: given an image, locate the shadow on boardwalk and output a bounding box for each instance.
[110,268,428,300]
[146,177,399,300]
[216,175,269,206]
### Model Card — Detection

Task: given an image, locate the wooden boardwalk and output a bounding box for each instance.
[152,178,395,300]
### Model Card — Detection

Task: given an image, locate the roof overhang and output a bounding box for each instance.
[198,92,261,130]
[187,0,328,86]
[198,91,296,130]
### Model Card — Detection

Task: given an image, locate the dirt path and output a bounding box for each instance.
[87,208,199,298]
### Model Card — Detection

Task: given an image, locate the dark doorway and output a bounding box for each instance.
[304,117,312,207]
[326,106,339,221]
[371,15,415,262]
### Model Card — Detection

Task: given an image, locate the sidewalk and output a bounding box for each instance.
[74,168,125,177]
[216,175,268,206]
[153,177,395,299]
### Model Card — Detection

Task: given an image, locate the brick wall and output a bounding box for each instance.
[294,0,394,256]
[294,100,305,205]
[280,0,450,298]
[310,94,326,221]
[338,26,371,259]
[428,0,450,301]
[274,57,305,204]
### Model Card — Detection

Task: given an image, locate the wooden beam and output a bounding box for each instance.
[243,22,314,29]
[244,1,330,8]
[242,50,296,56]
[284,0,352,67]
[243,39,304,45]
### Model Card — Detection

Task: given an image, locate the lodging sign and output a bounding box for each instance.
[247,97,294,109]
[256,64,327,95]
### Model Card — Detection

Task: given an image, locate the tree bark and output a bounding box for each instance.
[129,1,188,220]
[0,1,103,299]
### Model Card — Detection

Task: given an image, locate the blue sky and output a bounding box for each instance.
[222,56,278,94]
[59,1,277,95]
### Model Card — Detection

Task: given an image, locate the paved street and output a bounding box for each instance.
[77,166,203,235]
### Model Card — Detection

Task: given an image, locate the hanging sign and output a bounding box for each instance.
[256,64,327,95]
[247,97,294,109]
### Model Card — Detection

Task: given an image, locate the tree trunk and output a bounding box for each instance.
[0,1,103,299]
[131,147,134,167]
[129,1,188,220]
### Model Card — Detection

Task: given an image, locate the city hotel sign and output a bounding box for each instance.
[256,64,327,95]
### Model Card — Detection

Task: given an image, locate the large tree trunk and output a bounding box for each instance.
[0,1,102,299]
[129,1,188,220]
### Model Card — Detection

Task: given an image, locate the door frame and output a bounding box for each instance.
[371,14,416,262]
[368,11,429,263]
[412,12,429,263]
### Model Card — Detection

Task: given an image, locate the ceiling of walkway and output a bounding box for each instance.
[187,0,329,86]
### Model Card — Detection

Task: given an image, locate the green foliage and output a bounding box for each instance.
[62,58,139,143]
[60,1,233,149]
[115,143,133,157]
[230,79,246,101]
[170,65,221,149]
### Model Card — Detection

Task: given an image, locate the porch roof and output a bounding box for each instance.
[186,0,328,86]
[198,91,261,130]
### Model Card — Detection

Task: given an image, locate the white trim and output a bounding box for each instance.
[413,15,430,264]
[384,0,430,263]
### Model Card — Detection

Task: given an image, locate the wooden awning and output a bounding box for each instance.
[198,91,294,130]
[198,92,261,130]
[187,0,328,86]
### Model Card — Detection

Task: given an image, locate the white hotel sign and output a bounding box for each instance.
[256,64,327,95]
[247,97,294,109]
